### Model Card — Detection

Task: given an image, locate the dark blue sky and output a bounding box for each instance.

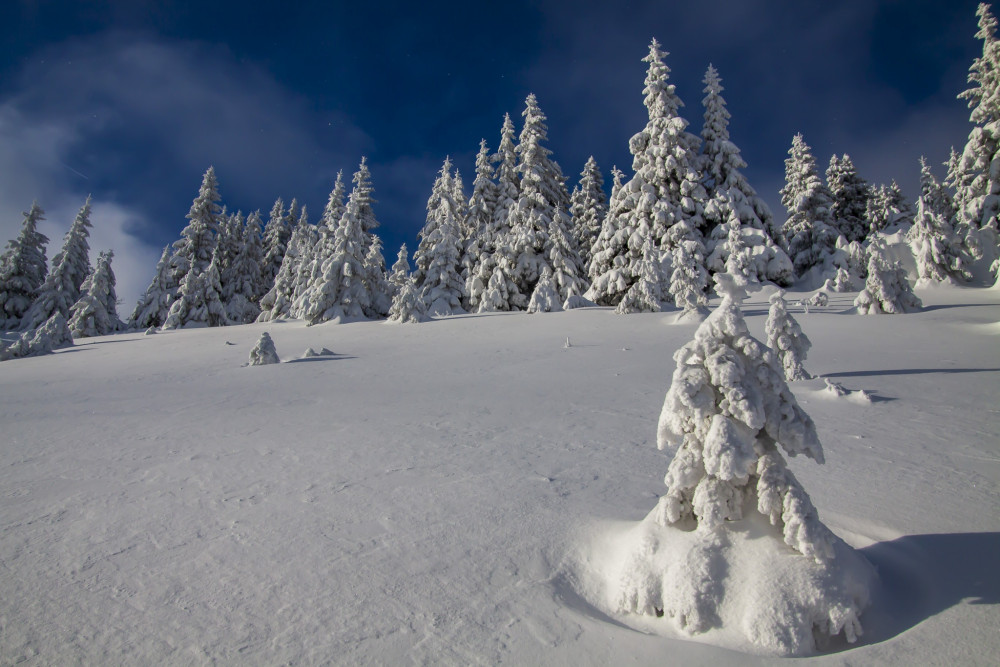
[0,0,988,305]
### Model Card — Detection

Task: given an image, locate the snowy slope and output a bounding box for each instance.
[1,284,998,665]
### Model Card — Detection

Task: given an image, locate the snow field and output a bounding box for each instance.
[1,284,998,664]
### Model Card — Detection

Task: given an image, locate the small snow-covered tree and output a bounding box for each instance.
[68,250,123,338]
[569,156,607,263]
[765,290,811,381]
[387,274,428,323]
[826,154,871,244]
[780,135,839,276]
[477,259,516,313]
[547,211,588,301]
[163,249,229,328]
[460,140,498,306]
[720,213,755,287]
[526,266,563,313]
[389,243,411,295]
[866,181,915,235]
[248,331,279,365]
[612,274,874,655]
[855,239,923,314]
[615,237,663,314]
[1,312,73,361]
[362,233,391,318]
[0,202,49,329]
[668,221,709,315]
[129,245,175,329]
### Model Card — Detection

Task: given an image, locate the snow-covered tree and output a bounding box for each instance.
[906,158,972,282]
[223,215,265,323]
[68,250,123,338]
[362,233,391,318]
[826,154,871,244]
[20,197,94,331]
[258,220,313,323]
[460,140,498,309]
[261,197,292,291]
[299,166,372,325]
[387,274,428,324]
[855,239,923,314]
[506,94,573,299]
[953,3,1000,239]
[129,245,175,329]
[389,243,411,295]
[569,156,607,263]
[865,180,915,235]
[668,221,709,316]
[1,312,73,361]
[765,289,811,381]
[526,266,562,313]
[589,39,707,306]
[170,167,222,287]
[613,274,873,654]
[477,259,517,313]
[615,237,663,314]
[163,248,228,329]
[248,331,279,366]
[780,135,839,276]
[0,202,49,329]
[547,212,588,302]
[719,213,755,287]
[414,158,466,316]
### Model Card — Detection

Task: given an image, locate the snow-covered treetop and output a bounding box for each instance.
[961,3,1000,126]
[320,171,347,233]
[642,38,681,121]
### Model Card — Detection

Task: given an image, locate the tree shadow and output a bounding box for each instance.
[919,303,997,313]
[824,367,1000,378]
[859,532,1000,646]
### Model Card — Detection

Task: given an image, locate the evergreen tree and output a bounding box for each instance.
[765,289,811,381]
[129,245,175,330]
[669,222,709,316]
[615,237,663,314]
[248,331,280,366]
[259,220,312,322]
[720,213,756,287]
[389,243,411,296]
[261,197,290,291]
[855,239,923,314]
[865,181,915,234]
[477,259,516,313]
[526,266,563,313]
[387,274,428,324]
[826,154,871,243]
[362,233,391,318]
[779,135,840,276]
[461,140,498,309]
[613,274,873,653]
[414,158,466,316]
[300,169,372,324]
[171,167,222,286]
[908,168,975,284]
[1,312,73,361]
[293,172,347,311]
[163,248,228,328]
[589,40,706,306]
[0,202,49,329]
[506,94,574,299]
[20,197,95,331]
[569,156,607,263]
[224,216,265,324]
[68,250,123,338]
[954,2,1000,234]
[547,212,588,302]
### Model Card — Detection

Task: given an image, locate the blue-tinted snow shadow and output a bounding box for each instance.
[824,367,1000,378]
[918,303,997,313]
[858,532,1000,647]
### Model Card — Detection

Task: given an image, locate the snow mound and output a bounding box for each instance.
[247,332,280,366]
[301,347,335,358]
[820,379,874,404]
[582,512,876,656]
[563,294,597,310]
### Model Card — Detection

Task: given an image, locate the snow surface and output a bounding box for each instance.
[1,284,998,664]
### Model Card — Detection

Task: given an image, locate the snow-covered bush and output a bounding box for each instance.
[387,277,428,324]
[765,290,812,381]
[608,274,874,656]
[855,239,922,314]
[248,332,280,366]
[2,313,73,361]
[527,267,563,313]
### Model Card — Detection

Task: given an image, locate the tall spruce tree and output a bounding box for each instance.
[779,135,839,277]
[68,250,123,338]
[21,197,95,331]
[171,167,222,287]
[0,202,49,329]
[414,158,466,316]
[129,245,174,329]
[569,156,607,265]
